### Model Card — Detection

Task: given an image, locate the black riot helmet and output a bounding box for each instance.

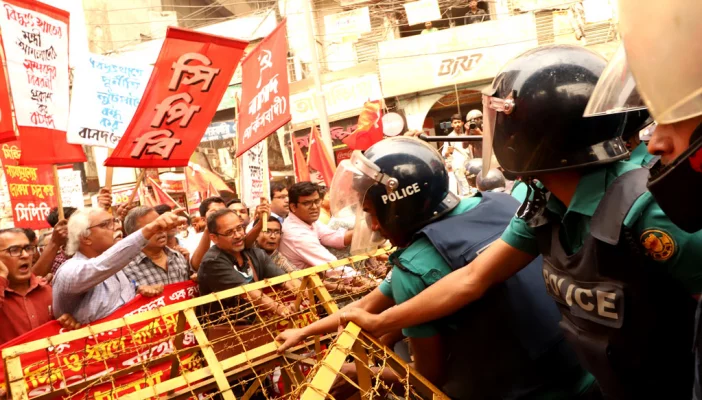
[330,137,459,249]
[481,45,630,176]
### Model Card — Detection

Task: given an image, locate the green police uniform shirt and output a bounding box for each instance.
[502,160,702,295]
[511,180,529,203]
[378,196,594,398]
[628,142,656,167]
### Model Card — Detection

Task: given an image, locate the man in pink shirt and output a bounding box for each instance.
[280,182,368,292]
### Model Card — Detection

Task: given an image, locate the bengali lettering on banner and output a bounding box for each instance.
[104,27,247,168]
[67,54,152,148]
[240,140,269,207]
[0,141,56,229]
[0,0,85,165]
[237,19,291,157]
[0,281,201,398]
[57,168,83,208]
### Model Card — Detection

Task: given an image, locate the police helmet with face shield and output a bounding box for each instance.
[330,137,460,251]
[481,45,630,176]
[584,1,702,232]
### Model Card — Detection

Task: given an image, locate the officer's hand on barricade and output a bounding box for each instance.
[340,307,383,337]
[275,328,306,353]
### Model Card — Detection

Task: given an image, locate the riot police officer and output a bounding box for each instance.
[343,45,702,399]
[274,137,593,399]
[584,1,702,397]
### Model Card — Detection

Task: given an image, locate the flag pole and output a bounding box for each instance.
[302,0,334,160]
[52,165,64,220]
[126,169,147,206]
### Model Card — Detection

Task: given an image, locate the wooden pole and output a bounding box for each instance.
[126,169,147,206]
[104,149,115,190]
[52,165,64,220]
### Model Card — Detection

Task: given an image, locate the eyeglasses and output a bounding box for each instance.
[0,244,37,257]
[214,224,247,237]
[297,199,322,208]
[89,218,120,231]
[263,229,282,237]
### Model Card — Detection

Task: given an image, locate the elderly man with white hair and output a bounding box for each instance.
[51,207,184,324]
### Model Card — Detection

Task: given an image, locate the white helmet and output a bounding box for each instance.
[586,0,702,124]
[466,109,483,121]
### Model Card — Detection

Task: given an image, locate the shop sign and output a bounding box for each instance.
[378,13,538,97]
[290,74,381,125]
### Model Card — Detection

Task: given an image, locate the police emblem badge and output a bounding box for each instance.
[640,229,676,261]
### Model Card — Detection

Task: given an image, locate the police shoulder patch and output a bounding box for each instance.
[640,229,676,261]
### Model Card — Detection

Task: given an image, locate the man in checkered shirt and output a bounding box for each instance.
[122,206,194,289]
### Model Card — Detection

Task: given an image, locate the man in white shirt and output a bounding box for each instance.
[441,113,472,195]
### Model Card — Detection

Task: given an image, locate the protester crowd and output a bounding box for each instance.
[0,178,395,346]
[5,2,702,398]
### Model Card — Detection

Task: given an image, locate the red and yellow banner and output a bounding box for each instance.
[0,281,201,399]
[105,27,247,167]
[0,0,86,165]
[237,20,291,157]
[0,141,57,229]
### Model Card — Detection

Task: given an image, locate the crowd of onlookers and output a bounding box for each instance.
[0,180,389,346]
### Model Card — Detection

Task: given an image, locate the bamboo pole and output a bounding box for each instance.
[51,165,64,220]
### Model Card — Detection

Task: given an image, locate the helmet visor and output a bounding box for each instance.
[329,154,387,255]
[480,94,507,177]
[584,44,647,117]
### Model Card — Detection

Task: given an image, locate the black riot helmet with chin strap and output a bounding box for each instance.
[481,45,630,176]
[330,137,459,249]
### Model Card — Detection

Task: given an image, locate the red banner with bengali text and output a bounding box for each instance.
[0,32,15,144]
[0,141,57,229]
[236,20,291,157]
[0,280,319,399]
[0,0,86,165]
[0,281,200,399]
[105,27,247,168]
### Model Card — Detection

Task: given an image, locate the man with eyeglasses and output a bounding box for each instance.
[269,182,289,224]
[0,228,80,344]
[191,197,271,271]
[52,208,185,324]
[198,209,298,318]
[279,182,369,294]
[256,217,295,273]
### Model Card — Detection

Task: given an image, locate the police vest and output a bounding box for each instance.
[396,192,580,399]
[532,168,696,400]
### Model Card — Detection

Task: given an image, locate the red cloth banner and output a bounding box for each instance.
[0,0,86,165]
[0,141,57,229]
[148,177,180,209]
[0,281,200,399]
[342,100,384,151]
[237,20,291,157]
[0,33,15,144]
[307,127,336,187]
[292,134,310,182]
[105,27,247,168]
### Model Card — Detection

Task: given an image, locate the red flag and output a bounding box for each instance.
[307,127,336,186]
[342,100,384,151]
[105,27,247,167]
[292,136,310,182]
[148,177,180,209]
[0,0,86,165]
[0,141,57,229]
[237,20,291,156]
